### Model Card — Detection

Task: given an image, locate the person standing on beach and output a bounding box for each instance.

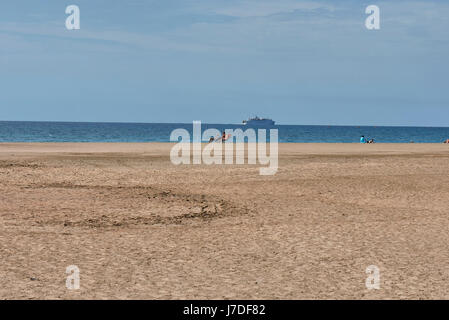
[221,131,227,143]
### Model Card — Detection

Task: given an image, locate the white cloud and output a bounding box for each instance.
[210,0,334,18]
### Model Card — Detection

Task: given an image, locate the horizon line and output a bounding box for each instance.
[1,119,449,129]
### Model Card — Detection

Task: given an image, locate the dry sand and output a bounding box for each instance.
[1,142,449,299]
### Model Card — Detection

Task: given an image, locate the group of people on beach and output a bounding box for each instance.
[208,133,448,144]
[209,131,230,143]
[360,135,375,144]
[207,133,449,144]
[360,136,449,144]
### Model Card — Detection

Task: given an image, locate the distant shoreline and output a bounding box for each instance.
[0,142,448,157]
[0,141,447,144]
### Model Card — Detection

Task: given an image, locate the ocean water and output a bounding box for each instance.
[1,121,449,143]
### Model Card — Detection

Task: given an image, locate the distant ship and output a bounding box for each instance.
[242,116,275,126]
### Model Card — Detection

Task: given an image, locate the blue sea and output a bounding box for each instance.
[1,121,449,143]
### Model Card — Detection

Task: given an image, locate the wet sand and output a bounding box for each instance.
[1,143,449,299]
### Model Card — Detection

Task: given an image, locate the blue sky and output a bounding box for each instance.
[0,0,448,126]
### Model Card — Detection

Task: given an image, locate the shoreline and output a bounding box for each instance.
[0,142,447,155]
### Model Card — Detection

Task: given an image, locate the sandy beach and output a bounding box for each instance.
[1,142,449,299]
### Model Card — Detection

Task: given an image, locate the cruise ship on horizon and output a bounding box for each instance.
[242,116,275,126]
